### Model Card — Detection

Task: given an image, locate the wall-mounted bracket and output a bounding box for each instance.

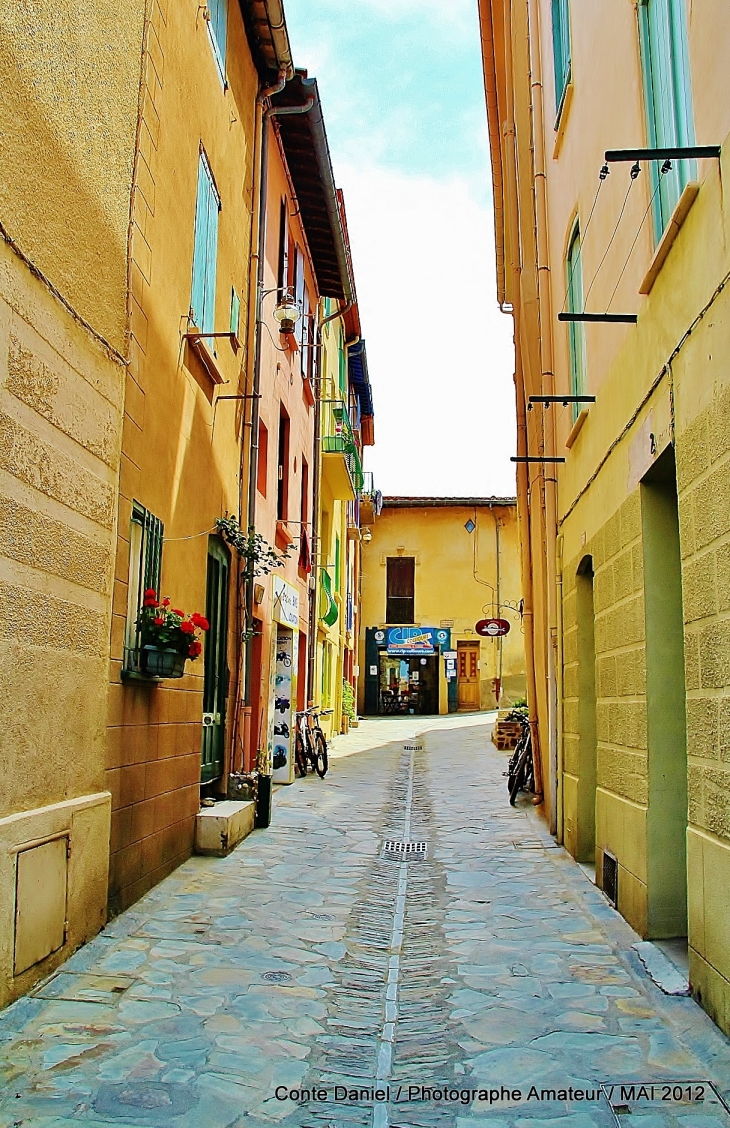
[558,312,637,324]
[604,145,720,163]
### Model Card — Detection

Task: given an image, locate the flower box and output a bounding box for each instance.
[141,646,187,679]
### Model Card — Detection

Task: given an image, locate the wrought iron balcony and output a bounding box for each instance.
[321,402,364,497]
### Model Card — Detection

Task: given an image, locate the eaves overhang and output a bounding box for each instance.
[271,70,353,301]
[239,0,293,82]
[478,0,507,307]
[383,496,517,508]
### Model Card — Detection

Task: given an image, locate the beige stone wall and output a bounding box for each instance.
[0,237,124,1006]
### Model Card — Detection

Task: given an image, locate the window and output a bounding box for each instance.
[191,150,220,335]
[277,198,289,299]
[277,406,290,521]
[293,245,305,351]
[386,557,415,624]
[124,502,163,671]
[300,455,309,525]
[551,0,572,120]
[638,0,695,239]
[566,223,586,422]
[230,287,240,342]
[257,420,268,497]
[206,0,227,84]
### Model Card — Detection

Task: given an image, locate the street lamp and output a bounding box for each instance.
[273,295,301,335]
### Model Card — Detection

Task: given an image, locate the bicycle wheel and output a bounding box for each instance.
[509,746,529,805]
[295,732,308,777]
[314,730,328,778]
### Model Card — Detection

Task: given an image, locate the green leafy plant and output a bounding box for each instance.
[216,516,291,577]
[138,590,209,659]
[342,679,356,721]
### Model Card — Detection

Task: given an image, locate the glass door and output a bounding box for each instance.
[201,537,230,784]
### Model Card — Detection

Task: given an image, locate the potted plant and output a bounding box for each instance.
[342,679,356,733]
[138,590,209,678]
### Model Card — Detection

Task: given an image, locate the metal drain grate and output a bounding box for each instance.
[262,970,293,983]
[603,850,619,906]
[382,840,428,859]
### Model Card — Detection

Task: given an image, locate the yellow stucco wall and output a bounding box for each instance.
[0,0,133,1007]
[358,503,525,714]
[107,0,260,910]
[0,1,145,353]
[519,0,730,1033]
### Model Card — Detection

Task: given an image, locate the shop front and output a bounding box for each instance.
[363,626,452,716]
[267,576,300,785]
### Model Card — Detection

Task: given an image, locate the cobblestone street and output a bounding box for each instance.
[1,715,729,1128]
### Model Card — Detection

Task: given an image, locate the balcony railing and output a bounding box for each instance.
[321,402,364,494]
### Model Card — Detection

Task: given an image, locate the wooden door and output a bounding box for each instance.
[457,642,480,711]
[201,538,230,783]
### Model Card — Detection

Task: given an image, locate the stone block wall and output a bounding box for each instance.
[675,378,730,1034]
[562,490,649,933]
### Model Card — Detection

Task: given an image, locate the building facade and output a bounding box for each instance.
[359,499,525,718]
[0,0,139,1005]
[480,0,730,1033]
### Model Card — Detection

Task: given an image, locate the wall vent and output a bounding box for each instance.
[603,850,619,907]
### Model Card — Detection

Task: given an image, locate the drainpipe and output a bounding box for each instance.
[306,297,354,707]
[501,0,544,803]
[242,75,314,765]
[527,0,559,831]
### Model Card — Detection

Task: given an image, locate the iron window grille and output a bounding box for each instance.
[123,501,164,677]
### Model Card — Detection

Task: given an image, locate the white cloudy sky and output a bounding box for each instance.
[284,0,517,497]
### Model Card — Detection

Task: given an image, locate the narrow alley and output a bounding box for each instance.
[1,716,728,1128]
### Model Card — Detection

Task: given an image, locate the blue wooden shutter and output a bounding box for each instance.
[191,155,210,328]
[208,0,227,79]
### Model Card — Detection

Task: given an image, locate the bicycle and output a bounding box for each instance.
[295,708,332,779]
[506,710,535,805]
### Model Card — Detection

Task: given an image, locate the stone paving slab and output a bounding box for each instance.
[0,715,728,1128]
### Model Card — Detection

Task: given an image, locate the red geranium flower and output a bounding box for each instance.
[144,597,159,608]
[191,613,210,631]
[188,640,202,658]
[153,616,164,627]
[144,588,157,599]
[180,620,195,634]
[162,597,171,607]
[171,609,185,618]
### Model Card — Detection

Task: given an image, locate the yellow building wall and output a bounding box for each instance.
[106,0,260,911]
[0,2,135,1002]
[358,503,525,714]
[515,0,730,1035]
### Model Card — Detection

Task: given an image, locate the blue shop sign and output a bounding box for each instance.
[386,627,451,655]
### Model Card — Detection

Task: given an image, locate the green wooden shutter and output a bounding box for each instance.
[566,226,586,421]
[551,0,571,117]
[230,287,240,339]
[638,0,695,239]
[203,168,220,335]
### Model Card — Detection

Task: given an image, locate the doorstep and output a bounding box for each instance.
[194,800,255,857]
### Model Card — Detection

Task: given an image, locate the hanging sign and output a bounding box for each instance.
[476,618,511,637]
[272,576,299,628]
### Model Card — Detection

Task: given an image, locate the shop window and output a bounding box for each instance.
[638,0,695,240]
[257,420,268,497]
[566,223,586,422]
[386,557,415,624]
[277,405,290,521]
[551,0,571,120]
[191,149,220,335]
[124,501,164,673]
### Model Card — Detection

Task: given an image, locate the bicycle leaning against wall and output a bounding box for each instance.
[295,708,332,779]
[506,710,534,805]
